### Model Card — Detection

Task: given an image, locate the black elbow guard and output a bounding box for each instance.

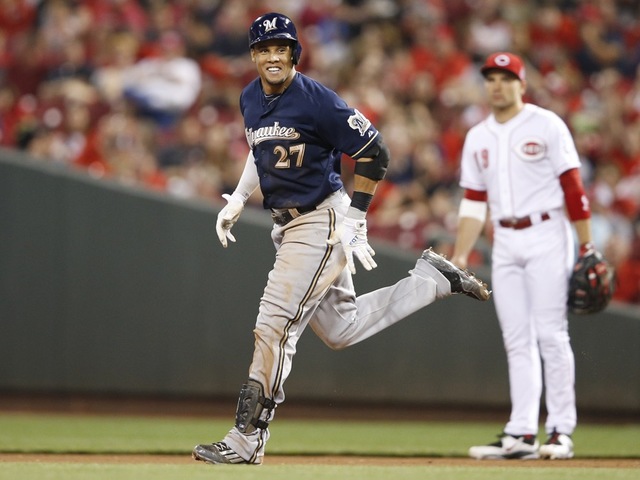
[354,137,389,181]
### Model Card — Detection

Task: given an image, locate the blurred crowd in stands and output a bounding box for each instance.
[1,0,639,304]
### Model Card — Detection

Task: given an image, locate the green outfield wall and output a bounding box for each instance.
[1,150,638,413]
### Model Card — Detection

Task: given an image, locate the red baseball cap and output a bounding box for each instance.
[481,52,526,81]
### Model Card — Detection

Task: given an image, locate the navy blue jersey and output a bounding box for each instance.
[240,73,379,209]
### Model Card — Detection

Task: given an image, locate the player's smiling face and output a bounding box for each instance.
[483,70,525,121]
[251,39,296,95]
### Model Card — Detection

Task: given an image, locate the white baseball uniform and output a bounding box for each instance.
[459,103,580,436]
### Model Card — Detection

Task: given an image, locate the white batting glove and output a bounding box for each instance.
[327,209,377,274]
[216,193,245,248]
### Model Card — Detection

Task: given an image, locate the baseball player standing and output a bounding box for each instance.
[192,12,490,466]
[451,52,596,460]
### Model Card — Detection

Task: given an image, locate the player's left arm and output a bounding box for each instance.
[561,167,616,313]
[559,167,593,251]
[328,136,390,274]
[350,135,390,211]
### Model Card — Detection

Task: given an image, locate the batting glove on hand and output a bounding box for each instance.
[216,193,245,248]
[328,213,377,274]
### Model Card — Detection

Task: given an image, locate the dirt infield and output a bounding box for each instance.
[1,453,639,469]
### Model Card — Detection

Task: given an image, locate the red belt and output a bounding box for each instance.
[499,212,550,230]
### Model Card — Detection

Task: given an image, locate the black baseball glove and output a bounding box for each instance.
[567,245,616,314]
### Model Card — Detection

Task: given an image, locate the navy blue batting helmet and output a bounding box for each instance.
[249,12,302,65]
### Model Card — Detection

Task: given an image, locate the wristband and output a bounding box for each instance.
[458,198,487,222]
[350,191,373,212]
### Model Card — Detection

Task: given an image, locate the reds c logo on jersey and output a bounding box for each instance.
[515,137,546,162]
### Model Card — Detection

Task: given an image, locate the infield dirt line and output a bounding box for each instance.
[0,453,638,468]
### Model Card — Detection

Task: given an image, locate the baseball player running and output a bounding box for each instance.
[451,52,596,460]
[192,12,490,465]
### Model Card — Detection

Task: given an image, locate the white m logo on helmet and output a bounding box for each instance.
[263,18,277,32]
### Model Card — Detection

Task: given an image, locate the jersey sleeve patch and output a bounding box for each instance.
[347,109,373,137]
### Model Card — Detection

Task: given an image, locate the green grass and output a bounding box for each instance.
[0,413,638,458]
[0,413,638,480]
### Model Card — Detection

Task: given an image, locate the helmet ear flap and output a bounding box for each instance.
[292,43,302,65]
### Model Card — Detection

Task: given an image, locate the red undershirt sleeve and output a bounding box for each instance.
[559,168,591,221]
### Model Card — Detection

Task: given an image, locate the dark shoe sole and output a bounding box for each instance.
[192,443,255,465]
[420,248,491,301]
